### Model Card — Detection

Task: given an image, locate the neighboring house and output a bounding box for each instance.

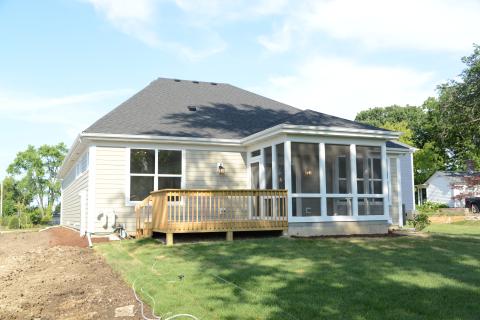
[416,171,479,208]
[58,78,415,237]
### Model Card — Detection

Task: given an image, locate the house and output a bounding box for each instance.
[416,171,478,208]
[58,78,415,239]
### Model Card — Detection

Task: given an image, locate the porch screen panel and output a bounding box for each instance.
[276,143,285,189]
[325,144,351,194]
[356,146,382,194]
[291,142,320,193]
[264,146,272,189]
[293,198,321,216]
[327,198,352,216]
[358,198,384,215]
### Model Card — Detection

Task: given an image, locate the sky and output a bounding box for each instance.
[0,0,479,178]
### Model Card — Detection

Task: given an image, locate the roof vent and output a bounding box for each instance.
[187,106,197,111]
[174,79,181,82]
[210,82,217,85]
[192,81,199,84]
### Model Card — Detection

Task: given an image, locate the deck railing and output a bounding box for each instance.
[135,189,288,238]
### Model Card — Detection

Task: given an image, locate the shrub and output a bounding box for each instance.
[0,216,9,227]
[29,209,42,225]
[409,212,431,231]
[416,201,447,214]
[8,216,20,229]
[40,213,52,224]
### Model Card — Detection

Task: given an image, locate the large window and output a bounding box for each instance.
[129,149,182,201]
[291,142,320,194]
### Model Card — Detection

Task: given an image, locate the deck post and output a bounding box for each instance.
[226,230,233,241]
[166,232,174,246]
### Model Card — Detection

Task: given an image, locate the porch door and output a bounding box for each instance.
[250,162,261,217]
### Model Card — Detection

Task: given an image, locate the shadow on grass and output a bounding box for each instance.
[102,234,480,320]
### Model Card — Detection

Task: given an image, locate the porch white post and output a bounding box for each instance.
[285,141,292,220]
[259,148,265,217]
[410,153,416,211]
[319,142,327,216]
[350,144,358,216]
[396,157,404,226]
[381,143,389,219]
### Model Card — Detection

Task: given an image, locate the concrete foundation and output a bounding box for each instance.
[288,220,389,237]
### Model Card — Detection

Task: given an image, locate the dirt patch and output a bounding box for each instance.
[0,227,149,319]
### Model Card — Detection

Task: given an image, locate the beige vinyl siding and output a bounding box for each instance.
[95,147,135,233]
[389,158,400,225]
[61,171,88,229]
[185,150,247,189]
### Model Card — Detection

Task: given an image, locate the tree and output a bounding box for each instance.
[355,104,444,184]
[6,143,67,217]
[413,142,444,185]
[424,44,480,170]
[1,176,33,216]
[355,105,427,146]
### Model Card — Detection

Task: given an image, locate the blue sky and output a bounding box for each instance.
[0,0,479,178]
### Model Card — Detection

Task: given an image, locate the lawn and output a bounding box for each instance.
[424,220,480,235]
[96,229,480,320]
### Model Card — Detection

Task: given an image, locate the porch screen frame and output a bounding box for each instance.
[285,137,389,222]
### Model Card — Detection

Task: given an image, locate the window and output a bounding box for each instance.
[129,149,182,202]
[356,146,382,194]
[291,143,320,193]
[264,147,272,189]
[251,150,260,157]
[62,151,89,189]
[276,143,285,189]
[325,144,351,194]
[158,150,181,174]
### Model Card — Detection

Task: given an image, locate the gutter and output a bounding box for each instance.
[60,125,402,177]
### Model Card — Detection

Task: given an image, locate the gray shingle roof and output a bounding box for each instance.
[386,141,410,149]
[84,78,388,139]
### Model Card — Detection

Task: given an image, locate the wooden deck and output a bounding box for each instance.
[135,189,288,245]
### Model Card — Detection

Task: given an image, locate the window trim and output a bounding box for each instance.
[125,147,185,206]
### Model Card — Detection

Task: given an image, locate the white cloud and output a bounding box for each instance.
[174,0,289,20]
[259,0,480,53]
[85,0,227,60]
[257,56,437,119]
[87,0,159,46]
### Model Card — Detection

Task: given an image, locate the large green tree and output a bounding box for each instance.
[423,44,480,170]
[355,104,428,146]
[6,143,67,217]
[355,104,444,184]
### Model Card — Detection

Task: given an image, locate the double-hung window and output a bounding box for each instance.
[129,149,182,202]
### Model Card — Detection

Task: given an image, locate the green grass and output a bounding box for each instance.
[425,220,480,235]
[96,232,480,320]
